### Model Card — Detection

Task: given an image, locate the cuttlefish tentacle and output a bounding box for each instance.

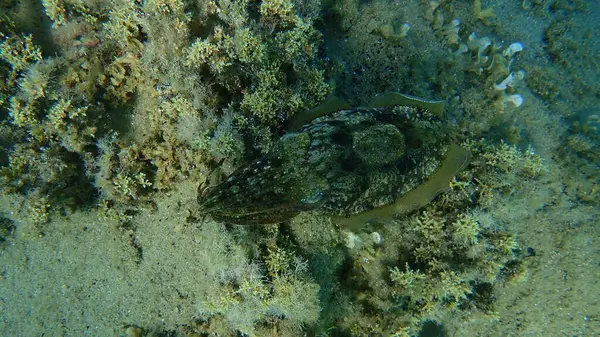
[367,92,446,119]
[333,142,471,229]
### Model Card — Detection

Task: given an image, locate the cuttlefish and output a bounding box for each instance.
[198,92,471,226]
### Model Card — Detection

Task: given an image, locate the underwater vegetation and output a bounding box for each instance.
[0,0,596,336]
[1,0,331,227]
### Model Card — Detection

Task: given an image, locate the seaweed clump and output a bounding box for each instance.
[185,221,322,337]
[324,139,544,336]
[0,0,331,228]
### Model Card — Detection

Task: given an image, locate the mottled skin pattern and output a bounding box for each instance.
[198,105,451,225]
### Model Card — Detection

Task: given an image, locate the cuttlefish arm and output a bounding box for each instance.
[367,92,446,119]
[287,95,352,132]
[288,92,445,132]
[333,142,471,230]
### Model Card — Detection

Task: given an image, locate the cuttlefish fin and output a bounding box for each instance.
[333,143,471,230]
[367,92,446,119]
[287,95,352,132]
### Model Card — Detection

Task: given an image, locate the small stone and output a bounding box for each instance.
[124,326,143,337]
[370,231,382,245]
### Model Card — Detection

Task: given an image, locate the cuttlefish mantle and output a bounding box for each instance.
[198,92,471,226]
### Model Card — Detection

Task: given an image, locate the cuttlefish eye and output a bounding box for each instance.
[352,124,406,166]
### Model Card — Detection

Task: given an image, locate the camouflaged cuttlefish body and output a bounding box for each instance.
[199,93,471,225]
